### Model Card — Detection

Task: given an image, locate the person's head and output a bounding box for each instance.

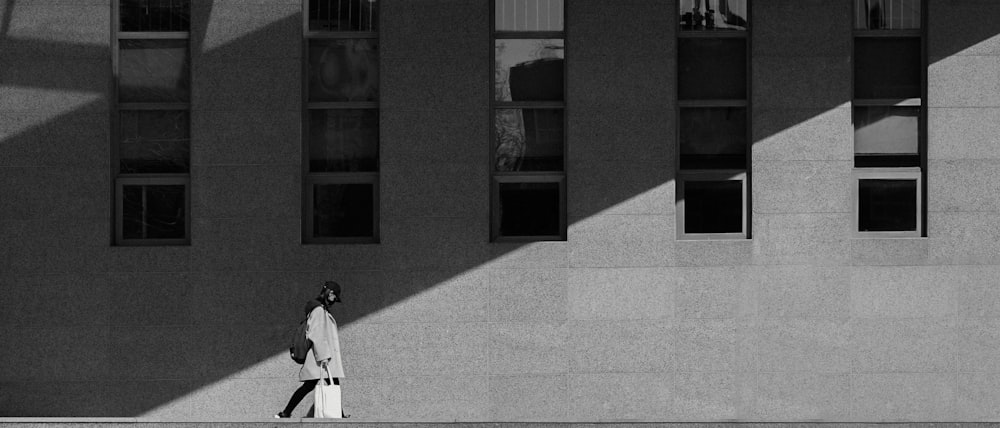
[319,281,342,304]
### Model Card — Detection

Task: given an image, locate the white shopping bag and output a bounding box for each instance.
[314,367,341,418]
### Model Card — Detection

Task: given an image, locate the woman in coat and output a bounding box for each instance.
[275,281,347,418]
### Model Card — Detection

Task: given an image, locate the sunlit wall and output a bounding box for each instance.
[2,0,1000,421]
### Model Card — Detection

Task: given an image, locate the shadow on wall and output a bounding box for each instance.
[1,0,999,418]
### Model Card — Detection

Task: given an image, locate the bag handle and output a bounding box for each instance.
[323,364,333,386]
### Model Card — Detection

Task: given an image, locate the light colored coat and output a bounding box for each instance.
[299,305,345,381]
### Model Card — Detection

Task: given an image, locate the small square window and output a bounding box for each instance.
[119,110,190,174]
[494,108,564,172]
[117,179,190,244]
[854,38,921,100]
[678,38,747,100]
[310,182,377,240]
[309,109,379,173]
[119,39,190,103]
[308,39,379,102]
[853,169,921,236]
[680,107,747,170]
[494,39,565,102]
[679,176,745,237]
[495,181,563,239]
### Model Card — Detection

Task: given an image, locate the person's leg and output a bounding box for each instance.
[280,379,318,417]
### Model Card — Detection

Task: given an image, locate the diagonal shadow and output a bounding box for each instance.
[1,0,999,418]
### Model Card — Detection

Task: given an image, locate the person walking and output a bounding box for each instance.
[276,281,348,418]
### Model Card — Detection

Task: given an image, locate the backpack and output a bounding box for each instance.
[289,317,311,364]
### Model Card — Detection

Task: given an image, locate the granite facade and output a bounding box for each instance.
[2,0,1000,422]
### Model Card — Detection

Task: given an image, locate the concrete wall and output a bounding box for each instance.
[2,0,1000,421]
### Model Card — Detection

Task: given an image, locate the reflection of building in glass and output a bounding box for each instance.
[680,0,748,31]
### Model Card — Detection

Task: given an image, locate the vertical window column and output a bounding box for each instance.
[491,0,566,241]
[304,0,380,243]
[677,0,750,239]
[113,0,191,245]
[852,0,924,237]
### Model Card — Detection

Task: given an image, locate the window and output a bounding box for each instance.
[304,0,380,243]
[491,0,566,241]
[113,0,191,245]
[677,0,750,239]
[852,0,924,237]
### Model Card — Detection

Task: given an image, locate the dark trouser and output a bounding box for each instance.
[282,378,341,417]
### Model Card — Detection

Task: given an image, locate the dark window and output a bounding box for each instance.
[858,179,917,232]
[498,182,561,237]
[120,0,190,32]
[852,0,924,236]
[122,184,186,240]
[114,0,190,245]
[119,110,190,173]
[304,0,380,243]
[313,184,375,238]
[309,109,379,172]
[491,1,566,241]
[678,39,747,100]
[308,39,379,102]
[677,1,749,239]
[854,38,921,100]
[683,180,744,234]
[680,107,747,170]
[118,39,190,103]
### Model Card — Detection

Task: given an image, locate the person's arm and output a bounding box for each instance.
[306,307,333,365]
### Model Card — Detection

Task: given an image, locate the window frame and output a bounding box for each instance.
[851,167,922,238]
[111,0,192,246]
[851,0,927,238]
[676,1,751,240]
[676,170,747,240]
[302,0,380,244]
[490,1,567,242]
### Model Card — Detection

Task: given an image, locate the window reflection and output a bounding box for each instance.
[680,0,748,31]
[123,185,186,239]
[495,0,563,31]
[854,106,919,155]
[855,0,920,30]
[494,109,563,172]
[309,39,379,102]
[120,111,190,173]
[309,0,378,32]
[309,109,379,172]
[494,39,564,102]
[119,39,190,103]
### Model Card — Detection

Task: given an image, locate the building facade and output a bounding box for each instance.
[2,0,1000,421]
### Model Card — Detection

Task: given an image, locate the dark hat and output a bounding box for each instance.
[323,281,342,302]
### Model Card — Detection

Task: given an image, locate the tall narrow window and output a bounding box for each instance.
[304,0,380,243]
[677,0,750,239]
[113,0,191,245]
[491,0,566,241]
[852,0,924,237]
